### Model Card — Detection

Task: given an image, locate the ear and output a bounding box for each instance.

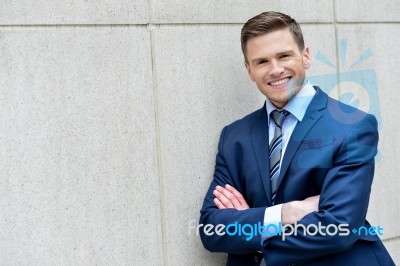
[244,62,255,82]
[302,46,311,69]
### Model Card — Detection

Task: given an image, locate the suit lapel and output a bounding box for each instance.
[277,87,328,190]
[250,103,272,205]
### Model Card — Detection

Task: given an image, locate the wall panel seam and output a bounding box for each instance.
[0,22,399,29]
[147,0,168,263]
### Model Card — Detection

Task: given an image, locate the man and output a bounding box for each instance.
[199,11,395,266]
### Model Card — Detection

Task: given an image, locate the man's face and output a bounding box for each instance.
[244,28,311,109]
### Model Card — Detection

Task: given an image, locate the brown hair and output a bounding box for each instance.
[241,11,304,63]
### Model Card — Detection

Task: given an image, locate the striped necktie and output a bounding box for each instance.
[269,110,289,204]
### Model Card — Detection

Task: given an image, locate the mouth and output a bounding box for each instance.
[268,77,291,88]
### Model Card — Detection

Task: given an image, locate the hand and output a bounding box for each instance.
[281,195,320,225]
[213,184,249,210]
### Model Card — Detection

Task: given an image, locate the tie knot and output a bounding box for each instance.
[271,110,289,128]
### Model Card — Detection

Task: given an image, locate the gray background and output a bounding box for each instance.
[0,0,398,265]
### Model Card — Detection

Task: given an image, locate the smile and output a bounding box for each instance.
[268,77,290,86]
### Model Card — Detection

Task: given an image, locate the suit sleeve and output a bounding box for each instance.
[199,126,266,254]
[263,114,379,265]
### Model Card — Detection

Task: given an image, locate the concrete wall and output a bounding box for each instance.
[0,1,398,265]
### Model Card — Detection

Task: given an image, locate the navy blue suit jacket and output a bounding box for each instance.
[200,87,395,265]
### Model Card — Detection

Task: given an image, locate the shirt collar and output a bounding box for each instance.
[265,80,316,123]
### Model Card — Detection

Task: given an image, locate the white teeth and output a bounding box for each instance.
[270,78,289,86]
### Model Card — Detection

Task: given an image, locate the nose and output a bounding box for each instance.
[268,59,284,77]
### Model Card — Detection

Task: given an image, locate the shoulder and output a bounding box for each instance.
[324,93,378,130]
[311,86,377,130]
[221,105,265,136]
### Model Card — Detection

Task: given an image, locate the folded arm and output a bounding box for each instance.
[214,184,320,225]
[262,114,379,265]
[200,127,320,254]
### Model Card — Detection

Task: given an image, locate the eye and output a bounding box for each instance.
[257,60,268,65]
[279,54,289,59]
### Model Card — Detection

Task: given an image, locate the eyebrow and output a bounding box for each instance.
[251,50,295,64]
[276,50,295,56]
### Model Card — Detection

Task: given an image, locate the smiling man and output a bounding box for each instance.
[199,11,394,266]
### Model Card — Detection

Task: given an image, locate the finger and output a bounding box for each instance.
[217,187,242,209]
[214,198,226,209]
[213,189,234,208]
[225,184,249,208]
